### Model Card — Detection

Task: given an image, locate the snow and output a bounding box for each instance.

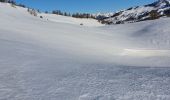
[38,13,103,27]
[96,0,170,24]
[94,12,115,18]
[121,49,170,57]
[1,2,170,100]
[102,6,155,24]
[118,7,154,20]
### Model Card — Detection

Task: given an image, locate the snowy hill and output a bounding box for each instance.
[38,13,103,27]
[1,2,170,100]
[95,0,170,24]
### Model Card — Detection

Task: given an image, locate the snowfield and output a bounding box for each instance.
[1,3,170,100]
[122,49,170,57]
[38,13,103,27]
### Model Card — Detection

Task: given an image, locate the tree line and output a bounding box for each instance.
[0,0,15,4]
[51,10,95,19]
[0,0,96,19]
[0,0,27,8]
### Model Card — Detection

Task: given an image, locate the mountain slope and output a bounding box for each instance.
[1,2,170,100]
[96,0,170,24]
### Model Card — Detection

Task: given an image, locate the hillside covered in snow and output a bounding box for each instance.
[95,0,170,24]
[38,13,103,27]
[1,2,170,100]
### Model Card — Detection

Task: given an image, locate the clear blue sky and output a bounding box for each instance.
[15,0,156,13]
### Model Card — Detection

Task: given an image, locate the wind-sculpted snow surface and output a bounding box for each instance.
[1,3,170,100]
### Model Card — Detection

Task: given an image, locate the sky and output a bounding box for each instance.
[15,0,156,13]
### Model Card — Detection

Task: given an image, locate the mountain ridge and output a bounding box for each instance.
[95,0,170,24]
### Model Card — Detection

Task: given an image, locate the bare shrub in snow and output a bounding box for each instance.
[27,8,37,16]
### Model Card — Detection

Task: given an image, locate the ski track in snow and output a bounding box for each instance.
[0,3,170,100]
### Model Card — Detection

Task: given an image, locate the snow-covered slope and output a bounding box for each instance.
[38,13,103,27]
[95,0,170,24]
[1,2,170,100]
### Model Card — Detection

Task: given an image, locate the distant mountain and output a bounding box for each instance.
[95,0,170,24]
